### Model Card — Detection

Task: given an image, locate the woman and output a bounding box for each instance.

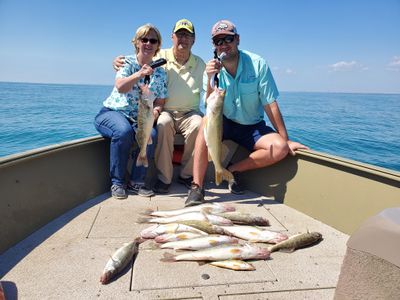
[94,24,167,199]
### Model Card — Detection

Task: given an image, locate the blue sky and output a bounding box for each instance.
[0,0,399,93]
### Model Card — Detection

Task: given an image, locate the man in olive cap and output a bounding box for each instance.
[113,19,205,195]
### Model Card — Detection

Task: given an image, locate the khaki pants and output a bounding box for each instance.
[155,110,202,184]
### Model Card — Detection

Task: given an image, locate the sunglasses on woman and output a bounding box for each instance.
[213,35,235,46]
[141,38,159,44]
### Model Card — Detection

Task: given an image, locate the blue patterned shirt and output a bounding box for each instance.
[103,55,168,123]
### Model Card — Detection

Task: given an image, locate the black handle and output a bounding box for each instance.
[144,58,167,84]
[213,50,219,88]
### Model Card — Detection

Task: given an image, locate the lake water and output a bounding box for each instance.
[1,81,399,172]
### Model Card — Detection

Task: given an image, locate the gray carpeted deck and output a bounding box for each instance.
[0,182,348,299]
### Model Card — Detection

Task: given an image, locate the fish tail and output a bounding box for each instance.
[160,252,176,262]
[136,155,149,167]
[215,170,223,186]
[137,217,151,224]
[222,168,234,184]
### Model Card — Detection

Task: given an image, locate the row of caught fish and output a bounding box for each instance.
[100,203,323,283]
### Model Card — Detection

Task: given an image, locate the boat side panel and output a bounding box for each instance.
[0,138,110,254]
[231,146,400,235]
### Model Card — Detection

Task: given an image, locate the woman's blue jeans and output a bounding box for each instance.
[94,107,156,186]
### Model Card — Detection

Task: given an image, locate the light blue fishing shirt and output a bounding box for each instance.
[103,55,168,122]
[203,50,279,125]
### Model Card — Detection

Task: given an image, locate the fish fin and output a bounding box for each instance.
[147,241,161,250]
[201,207,212,214]
[222,168,234,185]
[141,209,154,216]
[137,217,151,224]
[197,261,207,266]
[147,136,153,145]
[160,252,176,262]
[215,170,222,186]
[278,248,296,253]
[136,155,149,167]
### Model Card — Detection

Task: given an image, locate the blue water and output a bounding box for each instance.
[1,82,399,172]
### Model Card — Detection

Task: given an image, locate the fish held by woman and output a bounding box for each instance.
[135,84,155,167]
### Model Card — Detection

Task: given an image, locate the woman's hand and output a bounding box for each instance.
[138,64,154,78]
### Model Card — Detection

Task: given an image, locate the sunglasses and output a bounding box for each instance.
[213,35,235,46]
[175,32,194,39]
[141,38,159,44]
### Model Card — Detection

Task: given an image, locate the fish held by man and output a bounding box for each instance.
[268,231,323,253]
[135,84,155,167]
[100,237,142,284]
[204,87,234,186]
[161,243,270,262]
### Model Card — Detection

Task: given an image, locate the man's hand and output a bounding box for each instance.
[287,140,310,156]
[113,55,125,71]
[205,59,222,80]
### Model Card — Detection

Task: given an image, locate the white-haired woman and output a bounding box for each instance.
[95,24,167,199]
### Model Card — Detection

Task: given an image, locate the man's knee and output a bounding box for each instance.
[273,140,290,160]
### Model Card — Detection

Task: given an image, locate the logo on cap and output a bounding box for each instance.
[173,19,194,34]
[211,20,237,37]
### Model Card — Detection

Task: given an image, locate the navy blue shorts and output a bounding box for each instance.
[222,116,275,151]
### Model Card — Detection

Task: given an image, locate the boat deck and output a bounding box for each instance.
[0,182,348,299]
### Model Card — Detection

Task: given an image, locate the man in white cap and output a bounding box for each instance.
[113,19,205,195]
[185,20,309,206]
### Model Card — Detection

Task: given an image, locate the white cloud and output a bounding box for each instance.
[329,60,367,72]
[285,68,295,75]
[387,56,400,71]
[271,66,295,75]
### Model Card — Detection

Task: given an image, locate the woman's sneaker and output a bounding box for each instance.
[127,183,155,197]
[111,184,127,199]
